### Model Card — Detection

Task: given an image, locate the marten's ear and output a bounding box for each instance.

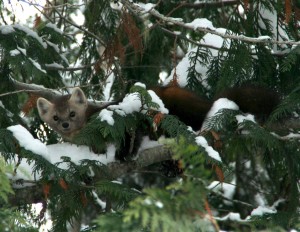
[37,98,53,117]
[69,87,87,106]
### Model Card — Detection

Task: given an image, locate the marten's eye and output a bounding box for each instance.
[53,115,59,121]
[70,111,76,117]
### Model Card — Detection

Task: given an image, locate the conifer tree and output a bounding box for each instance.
[0,0,300,231]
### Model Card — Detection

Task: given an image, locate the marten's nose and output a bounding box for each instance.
[62,122,69,129]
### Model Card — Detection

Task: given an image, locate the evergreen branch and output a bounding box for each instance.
[121,0,300,46]
[8,145,173,206]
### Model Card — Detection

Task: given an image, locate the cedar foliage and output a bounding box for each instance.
[0,0,300,231]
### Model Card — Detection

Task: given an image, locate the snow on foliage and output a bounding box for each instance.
[0,25,15,34]
[195,136,222,162]
[13,24,47,48]
[99,83,168,124]
[163,26,228,87]
[201,98,239,131]
[6,125,115,184]
[185,18,215,30]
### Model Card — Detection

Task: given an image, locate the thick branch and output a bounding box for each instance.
[10,78,60,100]
[8,145,173,206]
[7,78,116,109]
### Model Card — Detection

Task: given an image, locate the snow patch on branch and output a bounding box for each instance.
[7,125,49,158]
[0,25,15,34]
[195,136,222,162]
[185,18,215,30]
[5,125,116,185]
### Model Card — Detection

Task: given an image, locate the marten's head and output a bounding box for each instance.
[37,88,88,140]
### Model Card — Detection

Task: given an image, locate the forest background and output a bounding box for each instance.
[0,0,300,231]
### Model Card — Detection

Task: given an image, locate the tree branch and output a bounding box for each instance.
[6,78,116,109]
[180,0,238,9]
[8,145,173,206]
[121,0,300,46]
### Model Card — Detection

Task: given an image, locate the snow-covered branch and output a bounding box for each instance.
[8,145,173,206]
[121,0,300,46]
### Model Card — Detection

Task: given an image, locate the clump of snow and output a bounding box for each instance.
[109,93,142,116]
[155,201,164,208]
[250,205,276,216]
[216,212,245,222]
[104,83,168,122]
[163,27,230,87]
[0,25,15,34]
[47,143,115,168]
[138,3,156,12]
[5,125,116,184]
[134,82,146,88]
[45,23,63,34]
[10,49,21,56]
[207,98,239,118]
[147,90,169,114]
[99,109,114,125]
[201,98,239,131]
[14,24,47,48]
[185,18,215,30]
[236,114,255,124]
[7,125,49,159]
[29,58,46,73]
[195,136,222,162]
[45,62,65,69]
[110,1,123,11]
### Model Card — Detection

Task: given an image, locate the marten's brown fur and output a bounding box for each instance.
[151,85,280,130]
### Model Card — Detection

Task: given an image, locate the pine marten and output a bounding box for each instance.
[37,85,280,140]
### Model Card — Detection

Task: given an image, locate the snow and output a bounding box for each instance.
[45,23,63,34]
[208,180,236,205]
[45,62,65,69]
[134,82,146,88]
[217,212,244,221]
[110,1,123,11]
[29,58,47,73]
[185,18,215,30]
[46,40,60,53]
[138,3,156,12]
[236,114,255,124]
[0,25,15,34]
[99,109,114,126]
[7,125,49,159]
[5,125,116,184]
[250,205,277,216]
[195,136,222,162]
[104,83,168,122]
[163,26,229,87]
[10,49,21,56]
[108,93,142,116]
[13,24,47,49]
[201,98,239,131]
[137,136,162,153]
[155,201,163,208]
[147,90,169,114]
